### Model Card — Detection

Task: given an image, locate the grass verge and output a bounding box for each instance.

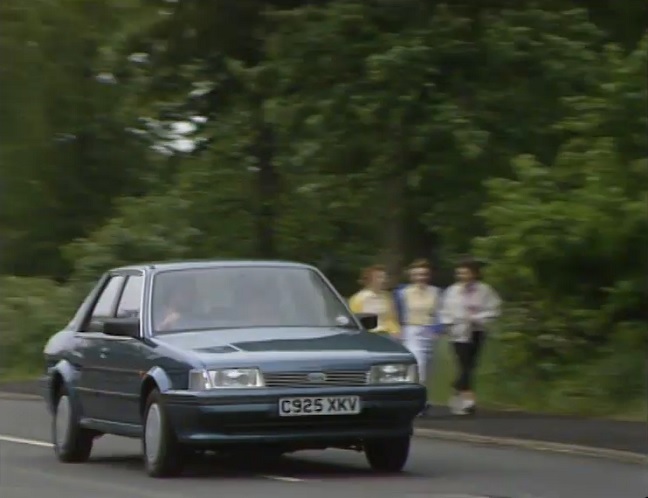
[428,338,647,421]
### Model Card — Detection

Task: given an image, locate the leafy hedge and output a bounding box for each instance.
[0,277,80,376]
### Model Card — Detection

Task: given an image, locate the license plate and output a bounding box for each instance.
[278,396,361,417]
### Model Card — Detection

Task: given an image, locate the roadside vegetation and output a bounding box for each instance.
[0,1,645,420]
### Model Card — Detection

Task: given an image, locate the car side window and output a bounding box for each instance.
[85,276,125,332]
[116,275,143,318]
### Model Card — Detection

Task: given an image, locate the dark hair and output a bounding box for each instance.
[359,264,386,286]
[456,257,483,279]
[408,258,431,271]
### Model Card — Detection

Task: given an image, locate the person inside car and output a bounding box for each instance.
[155,279,199,332]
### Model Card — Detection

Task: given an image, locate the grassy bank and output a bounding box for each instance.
[428,338,647,421]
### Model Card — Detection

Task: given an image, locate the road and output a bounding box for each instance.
[0,399,644,498]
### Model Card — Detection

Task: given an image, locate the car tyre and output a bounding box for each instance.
[364,436,410,473]
[142,389,185,478]
[52,385,94,463]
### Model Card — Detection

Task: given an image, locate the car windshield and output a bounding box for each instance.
[151,266,358,334]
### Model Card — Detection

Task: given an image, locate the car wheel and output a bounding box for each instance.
[142,389,185,478]
[364,436,410,473]
[52,385,94,463]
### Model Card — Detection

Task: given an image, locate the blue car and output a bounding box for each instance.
[42,261,426,477]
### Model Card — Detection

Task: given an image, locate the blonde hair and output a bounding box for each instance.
[359,264,386,286]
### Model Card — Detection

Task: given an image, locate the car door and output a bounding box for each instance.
[75,274,126,421]
[98,271,147,425]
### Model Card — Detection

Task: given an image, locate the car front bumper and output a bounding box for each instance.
[162,384,426,448]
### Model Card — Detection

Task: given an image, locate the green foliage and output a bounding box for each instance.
[473,36,647,411]
[65,195,202,284]
[0,277,78,375]
[0,0,645,418]
[0,0,149,278]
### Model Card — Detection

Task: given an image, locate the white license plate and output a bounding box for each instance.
[278,396,361,417]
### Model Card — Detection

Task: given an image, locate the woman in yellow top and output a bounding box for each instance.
[348,265,400,337]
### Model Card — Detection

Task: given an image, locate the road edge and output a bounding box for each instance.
[0,390,644,465]
[413,427,647,465]
[0,392,42,401]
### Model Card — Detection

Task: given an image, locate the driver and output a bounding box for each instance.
[156,278,199,331]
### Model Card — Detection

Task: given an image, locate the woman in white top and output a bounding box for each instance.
[439,258,501,415]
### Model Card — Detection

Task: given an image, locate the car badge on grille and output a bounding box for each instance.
[307,372,326,382]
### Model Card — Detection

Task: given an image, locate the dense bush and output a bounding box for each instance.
[0,277,79,376]
[473,38,647,415]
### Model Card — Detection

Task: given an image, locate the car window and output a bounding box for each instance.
[151,267,356,334]
[116,275,143,318]
[85,276,125,332]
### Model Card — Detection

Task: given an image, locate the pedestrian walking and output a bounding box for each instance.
[349,264,400,337]
[439,257,501,415]
[394,259,443,414]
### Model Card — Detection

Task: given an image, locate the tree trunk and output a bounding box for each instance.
[380,174,405,284]
[379,127,407,284]
[252,104,278,258]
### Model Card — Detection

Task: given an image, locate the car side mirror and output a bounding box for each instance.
[355,313,378,330]
[103,317,140,338]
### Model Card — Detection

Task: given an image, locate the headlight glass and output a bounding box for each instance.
[369,364,418,384]
[188,368,265,390]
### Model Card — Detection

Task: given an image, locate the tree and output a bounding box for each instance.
[0,0,149,278]
[267,3,610,274]
[474,35,647,410]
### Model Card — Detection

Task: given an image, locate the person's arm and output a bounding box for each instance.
[471,284,502,326]
[383,296,401,337]
[429,286,445,335]
[393,286,404,326]
[348,292,364,314]
[157,309,180,331]
[438,286,455,326]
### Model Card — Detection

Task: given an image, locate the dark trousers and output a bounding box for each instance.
[452,330,484,392]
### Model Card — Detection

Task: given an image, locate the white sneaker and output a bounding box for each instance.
[449,395,476,415]
[449,395,465,415]
[462,398,476,414]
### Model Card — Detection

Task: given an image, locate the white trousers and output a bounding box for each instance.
[402,325,435,386]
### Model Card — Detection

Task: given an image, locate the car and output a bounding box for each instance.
[41,260,426,477]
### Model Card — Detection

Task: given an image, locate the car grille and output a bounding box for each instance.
[264,370,369,388]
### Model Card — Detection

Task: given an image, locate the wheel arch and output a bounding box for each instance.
[47,360,79,412]
[139,366,173,417]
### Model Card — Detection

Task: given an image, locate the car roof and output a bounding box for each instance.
[113,259,315,273]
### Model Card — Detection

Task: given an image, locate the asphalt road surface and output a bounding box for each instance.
[0,399,644,498]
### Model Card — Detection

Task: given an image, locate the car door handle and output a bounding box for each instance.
[99,347,110,359]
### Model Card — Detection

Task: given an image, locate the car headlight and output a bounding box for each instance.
[369,364,418,384]
[188,368,265,390]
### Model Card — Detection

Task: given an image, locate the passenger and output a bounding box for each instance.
[439,257,501,415]
[394,259,442,414]
[348,265,400,337]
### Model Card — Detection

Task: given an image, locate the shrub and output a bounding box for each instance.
[0,277,79,376]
